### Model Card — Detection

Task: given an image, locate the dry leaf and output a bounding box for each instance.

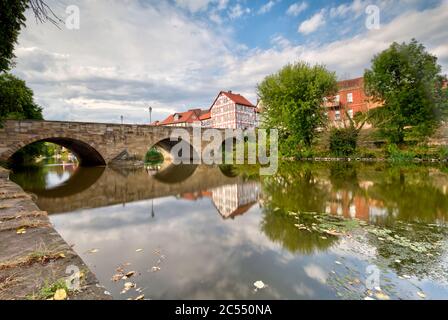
[151,266,161,272]
[254,281,266,289]
[136,249,143,252]
[88,248,99,254]
[375,292,390,300]
[126,271,136,278]
[111,274,122,282]
[16,227,26,234]
[54,288,67,300]
[124,282,135,290]
[417,292,426,299]
[135,294,145,300]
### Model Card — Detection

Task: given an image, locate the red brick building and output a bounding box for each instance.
[325,77,380,126]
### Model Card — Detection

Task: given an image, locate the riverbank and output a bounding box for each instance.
[0,166,110,300]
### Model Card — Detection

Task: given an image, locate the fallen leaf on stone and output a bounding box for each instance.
[136,249,143,252]
[59,253,66,258]
[151,266,161,272]
[417,292,426,299]
[104,291,111,296]
[335,261,342,265]
[54,288,67,300]
[16,227,26,234]
[88,248,99,254]
[254,281,266,290]
[135,294,145,300]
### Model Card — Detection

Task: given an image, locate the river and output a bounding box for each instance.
[10,160,448,300]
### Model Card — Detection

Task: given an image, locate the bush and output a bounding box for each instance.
[144,148,163,163]
[385,143,415,162]
[329,127,358,157]
[438,146,448,160]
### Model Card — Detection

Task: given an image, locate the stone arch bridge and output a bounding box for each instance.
[0,120,232,166]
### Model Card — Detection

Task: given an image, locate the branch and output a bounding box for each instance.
[28,0,63,27]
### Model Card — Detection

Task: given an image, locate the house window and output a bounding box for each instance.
[348,109,354,118]
[335,110,341,120]
[347,93,353,103]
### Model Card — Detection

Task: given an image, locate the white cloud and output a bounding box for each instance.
[329,0,368,18]
[175,0,212,13]
[298,10,326,34]
[228,4,251,19]
[216,0,229,10]
[286,1,308,16]
[258,0,277,15]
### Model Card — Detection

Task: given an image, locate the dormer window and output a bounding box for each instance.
[174,114,180,121]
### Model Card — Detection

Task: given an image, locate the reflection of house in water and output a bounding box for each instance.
[179,181,261,219]
[325,181,389,222]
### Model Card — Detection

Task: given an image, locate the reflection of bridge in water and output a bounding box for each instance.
[33,164,261,218]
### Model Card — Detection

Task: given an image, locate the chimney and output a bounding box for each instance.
[228,90,232,94]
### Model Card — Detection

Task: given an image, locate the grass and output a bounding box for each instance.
[27,279,69,300]
[0,273,24,298]
[0,218,51,232]
[0,246,66,271]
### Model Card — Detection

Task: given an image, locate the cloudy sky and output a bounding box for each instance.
[12,0,448,124]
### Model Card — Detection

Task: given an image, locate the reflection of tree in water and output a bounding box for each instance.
[262,162,330,213]
[10,166,48,191]
[259,162,336,254]
[366,166,448,224]
[260,206,336,254]
[328,162,361,192]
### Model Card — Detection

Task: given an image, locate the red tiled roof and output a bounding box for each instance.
[159,108,202,125]
[199,111,211,120]
[209,91,255,110]
[337,77,364,90]
[222,91,255,107]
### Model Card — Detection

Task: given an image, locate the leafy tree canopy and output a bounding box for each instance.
[257,62,338,155]
[0,73,43,121]
[0,73,44,165]
[0,0,29,72]
[364,39,447,144]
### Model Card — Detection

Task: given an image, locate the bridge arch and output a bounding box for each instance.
[7,136,106,166]
[149,135,201,162]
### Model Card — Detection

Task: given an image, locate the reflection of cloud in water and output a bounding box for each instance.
[46,171,71,188]
[304,264,328,285]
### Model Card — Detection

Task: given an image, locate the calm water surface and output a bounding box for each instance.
[10,161,448,300]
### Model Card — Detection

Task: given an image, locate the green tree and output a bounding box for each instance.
[0,0,28,72]
[1,0,60,72]
[364,39,447,144]
[257,62,338,155]
[0,73,43,121]
[0,73,44,164]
